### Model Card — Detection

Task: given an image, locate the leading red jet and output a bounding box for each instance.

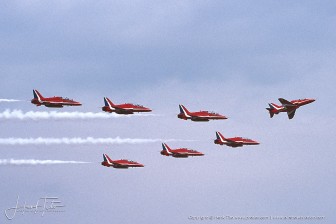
[31,89,82,108]
[102,97,152,114]
[266,98,315,119]
[177,104,227,122]
[160,143,204,158]
[214,131,260,148]
[101,154,144,169]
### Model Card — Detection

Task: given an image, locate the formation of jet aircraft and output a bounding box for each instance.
[101,154,144,168]
[102,97,152,114]
[160,143,204,158]
[31,89,82,108]
[177,104,227,122]
[30,90,315,121]
[214,131,259,147]
[266,98,315,119]
[27,90,316,168]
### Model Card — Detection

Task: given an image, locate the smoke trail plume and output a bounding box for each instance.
[0,109,158,120]
[0,99,21,102]
[0,159,90,165]
[0,137,188,145]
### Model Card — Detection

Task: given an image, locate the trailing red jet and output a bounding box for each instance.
[214,131,259,148]
[266,98,315,119]
[31,89,82,108]
[177,104,227,122]
[102,97,152,114]
[160,143,204,158]
[101,154,144,169]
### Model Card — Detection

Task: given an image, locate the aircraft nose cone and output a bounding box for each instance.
[143,107,152,112]
[218,114,228,119]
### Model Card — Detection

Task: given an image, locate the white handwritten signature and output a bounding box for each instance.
[4,196,65,220]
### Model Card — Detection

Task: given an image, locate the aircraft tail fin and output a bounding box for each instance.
[33,89,44,102]
[103,154,113,165]
[266,103,276,118]
[215,131,225,142]
[179,104,191,117]
[104,97,115,109]
[162,143,172,154]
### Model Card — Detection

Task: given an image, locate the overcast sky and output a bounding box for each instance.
[1,1,335,223]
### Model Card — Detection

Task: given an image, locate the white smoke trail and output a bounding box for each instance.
[0,109,159,120]
[0,159,91,165]
[0,99,21,102]
[0,137,189,145]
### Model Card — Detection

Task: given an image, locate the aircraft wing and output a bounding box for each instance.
[279,98,298,113]
[113,162,129,168]
[287,109,296,119]
[115,108,134,114]
[44,102,64,108]
[278,98,294,106]
[224,138,237,143]
[172,152,189,157]
[191,116,209,121]
[174,152,188,155]
[117,108,132,111]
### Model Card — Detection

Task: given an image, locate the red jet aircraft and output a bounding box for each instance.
[214,131,260,148]
[31,89,82,108]
[266,98,315,119]
[160,143,204,158]
[177,104,227,122]
[102,97,152,114]
[101,154,144,169]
